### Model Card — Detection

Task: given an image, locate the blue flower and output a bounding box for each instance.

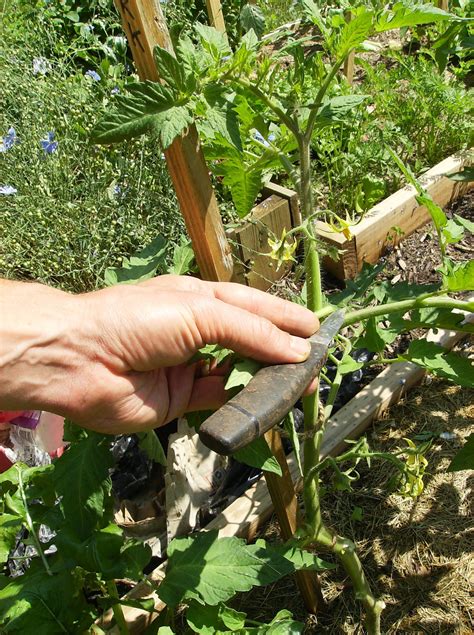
[0,127,17,153]
[268,133,276,142]
[253,130,270,147]
[111,86,120,95]
[0,185,17,195]
[113,184,122,197]
[40,132,58,154]
[32,57,51,75]
[85,70,101,81]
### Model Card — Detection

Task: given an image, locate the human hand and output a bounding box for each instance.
[0,277,319,434]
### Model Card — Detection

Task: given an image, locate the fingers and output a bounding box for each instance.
[140,275,318,338]
[186,375,228,413]
[191,296,312,364]
[209,282,318,338]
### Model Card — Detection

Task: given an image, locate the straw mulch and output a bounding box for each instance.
[234,372,473,634]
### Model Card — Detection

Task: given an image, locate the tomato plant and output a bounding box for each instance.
[1,3,473,634]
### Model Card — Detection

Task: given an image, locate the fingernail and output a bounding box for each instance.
[290,336,311,360]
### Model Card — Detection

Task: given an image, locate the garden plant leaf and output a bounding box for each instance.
[53,431,113,539]
[448,434,474,472]
[401,340,474,387]
[159,530,299,607]
[233,437,282,477]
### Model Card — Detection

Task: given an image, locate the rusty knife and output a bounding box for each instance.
[198,309,345,455]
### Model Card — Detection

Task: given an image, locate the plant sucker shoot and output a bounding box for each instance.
[89,3,473,633]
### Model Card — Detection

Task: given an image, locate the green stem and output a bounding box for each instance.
[106,580,129,635]
[316,296,473,326]
[17,468,53,577]
[324,338,351,421]
[296,69,383,632]
[235,77,300,137]
[304,55,346,142]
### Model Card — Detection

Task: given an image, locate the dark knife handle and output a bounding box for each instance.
[198,337,330,455]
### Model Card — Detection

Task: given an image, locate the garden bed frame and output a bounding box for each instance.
[230,182,301,291]
[225,151,471,290]
[315,151,472,280]
[99,312,472,634]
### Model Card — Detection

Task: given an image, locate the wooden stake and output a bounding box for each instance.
[343,11,355,85]
[206,0,226,33]
[114,0,234,282]
[264,428,325,613]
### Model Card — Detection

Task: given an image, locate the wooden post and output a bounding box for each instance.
[114,0,234,282]
[206,0,226,33]
[343,11,355,85]
[115,0,323,617]
[264,428,325,613]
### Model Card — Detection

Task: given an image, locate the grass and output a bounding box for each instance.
[0,0,185,293]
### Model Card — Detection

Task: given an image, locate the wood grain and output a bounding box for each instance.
[234,194,293,290]
[114,0,234,282]
[205,0,226,32]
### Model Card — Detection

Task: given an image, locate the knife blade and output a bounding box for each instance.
[198,309,345,455]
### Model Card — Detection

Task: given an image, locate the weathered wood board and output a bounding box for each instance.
[231,183,300,291]
[316,150,473,280]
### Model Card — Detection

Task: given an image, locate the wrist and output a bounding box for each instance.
[0,280,95,415]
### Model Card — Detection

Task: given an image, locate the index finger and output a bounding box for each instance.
[142,276,318,338]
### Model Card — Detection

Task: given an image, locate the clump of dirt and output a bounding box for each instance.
[232,376,473,634]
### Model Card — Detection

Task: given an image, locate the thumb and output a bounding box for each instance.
[191,296,312,364]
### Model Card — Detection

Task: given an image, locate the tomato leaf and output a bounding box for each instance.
[137,431,167,466]
[104,235,168,286]
[186,601,246,634]
[159,531,330,608]
[233,437,282,477]
[336,9,373,58]
[376,5,452,33]
[91,81,177,143]
[225,359,260,390]
[441,259,474,292]
[0,514,20,564]
[448,434,474,472]
[401,340,474,387]
[53,432,113,539]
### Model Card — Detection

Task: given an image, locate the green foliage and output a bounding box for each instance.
[233,437,283,476]
[53,428,114,539]
[448,434,474,472]
[187,601,246,634]
[225,359,260,390]
[104,235,168,286]
[240,4,266,39]
[0,564,95,634]
[158,529,332,607]
[0,428,152,632]
[401,340,474,387]
[0,1,186,293]
[137,431,167,466]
